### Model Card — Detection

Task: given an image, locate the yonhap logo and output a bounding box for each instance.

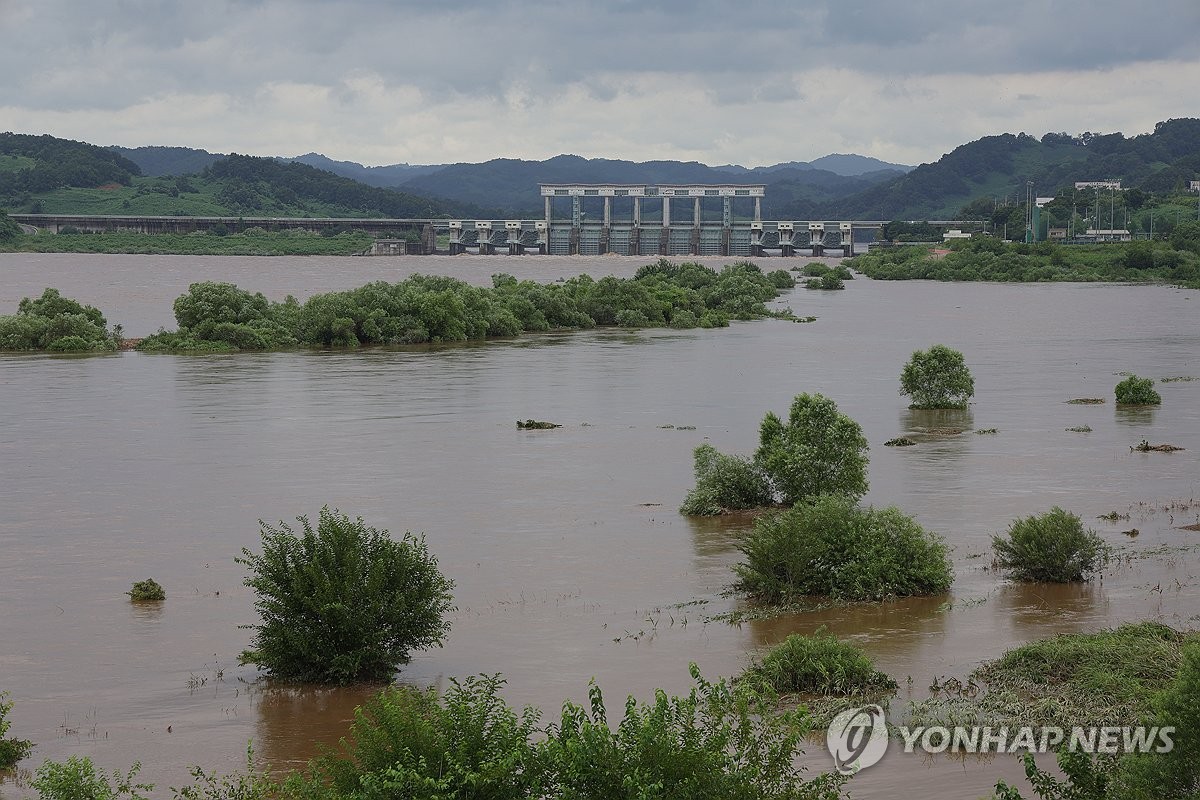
[827,705,889,775]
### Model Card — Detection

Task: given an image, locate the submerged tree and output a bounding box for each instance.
[238,507,454,684]
[754,393,869,506]
[900,344,975,409]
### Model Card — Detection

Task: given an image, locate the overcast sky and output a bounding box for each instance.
[2,0,1198,167]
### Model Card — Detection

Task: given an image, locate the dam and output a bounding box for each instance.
[9,183,897,257]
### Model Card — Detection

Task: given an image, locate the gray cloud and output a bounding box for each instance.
[1,0,1197,164]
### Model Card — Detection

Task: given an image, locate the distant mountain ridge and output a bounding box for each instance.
[8,122,1199,222]
[103,146,914,217]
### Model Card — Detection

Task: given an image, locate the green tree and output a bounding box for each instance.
[0,211,20,242]
[900,344,975,409]
[1114,375,1161,405]
[237,507,454,684]
[679,444,774,516]
[734,494,953,602]
[754,393,869,506]
[0,691,33,770]
[991,508,1110,583]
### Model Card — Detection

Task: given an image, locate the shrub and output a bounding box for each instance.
[734,494,952,602]
[614,308,651,328]
[1114,375,1161,405]
[543,665,846,800]
[801,263,831,277]
[680,444,774,516]
[237,507,454,684]
[1114,641,1200,798]
[742,632,897,695]
[900,344,975,409]
[310,674,545,799]
[31,758,151,800]
[991,507,1110,582]
[0,288,115,351]
[804,275,844,290]
[127,578,165,602]
[766,269,796,289]
[0,691,33,770]
[754,393,869,506]
[301,666,845,800]
[669,309,699,329]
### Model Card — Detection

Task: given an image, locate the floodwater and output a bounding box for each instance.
[1,252,1198,798]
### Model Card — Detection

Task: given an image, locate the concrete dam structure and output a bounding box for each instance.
[11,183,887,257]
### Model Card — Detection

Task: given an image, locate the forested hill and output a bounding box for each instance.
[200,155,460,218]
[109,145,223,177]
[395,154,904,218]
[1,134,470,218]
[0,132,141,194]
[824,118,1200,219]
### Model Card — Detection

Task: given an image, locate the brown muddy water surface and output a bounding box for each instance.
[1,253,1199,798]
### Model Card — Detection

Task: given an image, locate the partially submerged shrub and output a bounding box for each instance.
[311,674,545,799]
[1114,374,1162,405]
[754,393,869,506]
[0,691,33,770]
[804,274,844,290]
[544,665,846,800]
[900,344,974,409]
[679,444,774,515]
[0,288,117,352]
[991,507,1110,583]
[306,666,845,800]
[30,757,151,800]
[735,494,953,602]
[766,269,796,289]
[237,507,454,684]
[127,578,165,602]
[743,632,897,696]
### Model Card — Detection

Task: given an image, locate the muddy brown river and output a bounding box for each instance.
[1,253,1198,798]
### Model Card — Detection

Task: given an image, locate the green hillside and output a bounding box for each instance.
[827,118,1200,219]
[1,136,465,219]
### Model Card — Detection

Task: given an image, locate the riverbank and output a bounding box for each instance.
[0,229,374,256]
[848,236,1200,287]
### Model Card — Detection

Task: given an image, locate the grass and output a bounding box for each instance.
[742,631,897,696]
[907,622,1198,730]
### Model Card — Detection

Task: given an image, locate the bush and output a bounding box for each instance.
[668,309,699,329]
[31,758,151,800]
[991,507,1110,582]
[0,288,115,351]
[127,578,165,602]
[734,494,952,602]
[1113,641,1200,798]
[679,444,774,516]
[0,691,33,770]
[301,666,845,800]
[766,269,796,289]
[237,507,454,684]
[754,393,869,506]
[309,674,545,799]
[804,275,844,290]
[742,632,897,695]
[900,344,975,409]
[1114,374,1161,405]
[543,665,846,800]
